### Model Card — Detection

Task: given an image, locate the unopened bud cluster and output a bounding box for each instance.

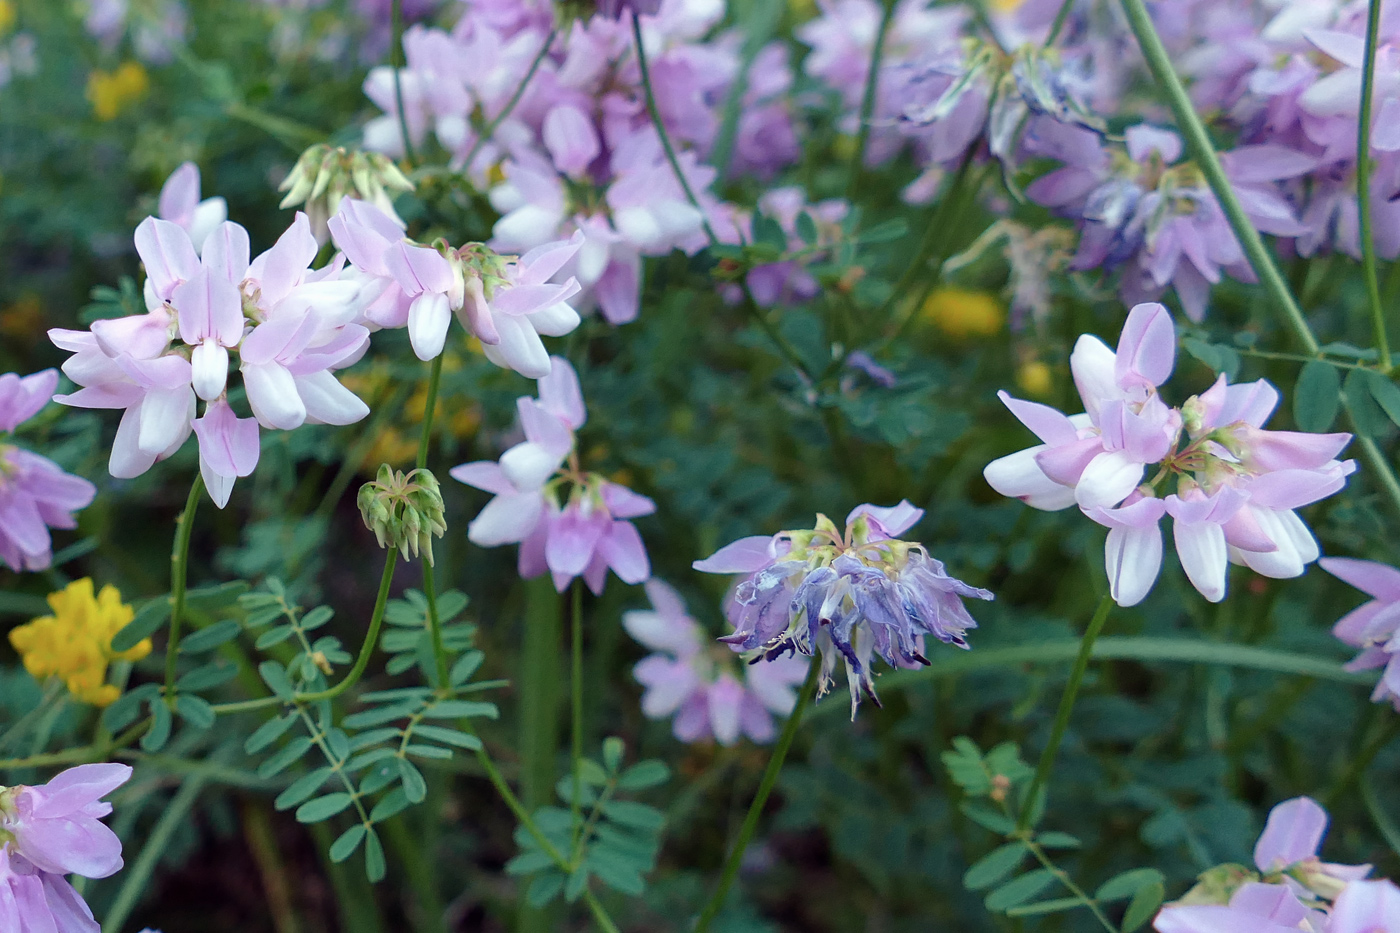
[358,465,447,565]
[280,144,413,240]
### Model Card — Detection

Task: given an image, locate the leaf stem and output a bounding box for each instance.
[845,0,896,201]
[164,475,204,700]
[1017,592,1113,833]
[462,29,558,171]
[693,656,820,933]
[292,548,397,704]
[1022,838,1116,933]
[1358,0,1391,372]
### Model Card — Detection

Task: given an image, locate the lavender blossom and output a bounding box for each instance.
[694,501,992,716]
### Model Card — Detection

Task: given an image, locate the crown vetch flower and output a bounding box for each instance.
[1320,557,1400,711]
[451,355,654,594]
[984,302,1354,607]
[624,579,807,745]
[0,762,132,933]
[158,161,227,256]
[694,501,992,717]
[0,369,97,572]
[48,211,371,508]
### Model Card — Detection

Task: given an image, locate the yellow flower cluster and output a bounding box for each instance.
[86,62,150,122]
[0,1,15,36]
[921,287,1005,339]
[8,579,151,707]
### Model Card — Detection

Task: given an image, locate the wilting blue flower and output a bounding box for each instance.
[694,502,992,717]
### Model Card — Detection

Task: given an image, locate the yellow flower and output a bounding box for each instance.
[86,62,150,122]
[8,579,151,707]
[0,1,15,36]
[920,287,1005,339]
[1016,360,1054,398]
[988,0,1027,13]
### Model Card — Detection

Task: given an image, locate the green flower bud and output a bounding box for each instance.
[357,465,448,565]
[279,144,415,242]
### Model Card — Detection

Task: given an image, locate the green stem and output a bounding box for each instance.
[1322,713,1400,808]
[1045,0,1077,46]
[390,0,418,167]
[225,102,324,150]
[212,549,398,713]
[415,353,451,690]
[1117,0,1317,355]
[461,28,558,171]
[1361,772,1400,859]
[416,354,444,471]
[1017,593,1113,833]
[164,475,204,700]
[570,580,585,848]
[1119,0,1400,520]
[693,657,820,933]
[1358,0,1391,372]
[1022,839,1116,933]
[631,11,717,245]
[845,0,896,201]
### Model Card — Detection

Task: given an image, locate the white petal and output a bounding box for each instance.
[1174,520,1228,602]
[983,446,1077,510]
[407,291,452,361]
[1075,450,1145,510]
[499,441,564,491]
[190,341,229,402]
[243,361,307,430]
[1106,523,1163,607]
[467,491,545,546]
[295,370,370,426]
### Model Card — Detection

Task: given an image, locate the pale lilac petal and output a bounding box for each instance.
[633,656,699,716]
[984,447,1078,510]
[483,313,553,379]
[846,500,924,538]
[1174,519,1228,602]
[134,217,199,303]
[599,520,649,584]
[468,491,545,546]
[295,371,370,426]
[201,221,251,287]
[1330,879,1400,931]
[694,535,778,573]
[1115,302,1176,388]
[537,355,586,429]
[1320,557,1400,602]
[707,676,745,746]
[997,390,1078,445]
[1105,522,1162,607]
[191,400,260,479]
[158,162,201,226]
[137,385,194,456]
[449,461,516,496]
[1075,450,1145,510]
[1254,796,1327,871]
[499,441,565,491]
[546,507,608,578]
[189,341,229,402]
[1069,334,1118,417]
[543,104,601,176]
[601,482,656,518]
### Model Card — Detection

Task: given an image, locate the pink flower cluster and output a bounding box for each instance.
[624,579,807,745]
[984,302,1355,607]
[49,172,372,509]
[1155,796,1399,933]
[361,0,799,324]
[451,355,653,594]
[0,370,97,573]
[330,197,584,376]
[1323,557,1400,711]
[0,763,132,933]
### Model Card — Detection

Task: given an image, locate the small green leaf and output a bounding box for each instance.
[856,218,909,244]
[985,869,1056,912]
[398,759,427,803]
[1346,369,1392,436]
[177,660,239,692]
[752,213,786,252]
[174,694,216,729]
[526,872,564,908]
[300,605,334,630]
[602,801,664,831]
[564,864,590,903]
[257,736,314,778]
[422,700,498,719]
[258,662,294,699]
[1367,371,1400,428]
[412,725,482,750]
[369,787,412,823]
[183,581,250,611]
[256,626,297,650]
[1122,880,1166,932]
[364,829,386,883]
[330,825,367,863]
[1096,868,1165,902]
[505,850,555,876]
[1035,832,1082,849]
[964,843,1027,891]
[102,684,159,733]
[179,619,242,654]
[1294,360,1341,432]
[112,599,170,653]
[1006,897,1090,917]
[617,760,670,791]
[796,211,819,245]
[960,801,1015,835]
[141,700,172,752]
[602,737,625,773]
[245,712,298,754]
[297,793,354,823]
[276,768,333,810]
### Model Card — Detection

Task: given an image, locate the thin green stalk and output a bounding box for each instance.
[1361,772,1400,859]
[570,580,585,848]
[164,475,204,699]
[211,549,397,713]
[462,28,558,170]
[693,657,821,933]
[1017,593,1113,833]
[631,11,717,245]
[415,353,451,690]
[1045,0,1077,46]
[1358,0,1391,372]
[390,0,418,167]
[242,801,304,933]
[225,102,324,150]
[416,354,444,471]
[101,753,219,933]
[845,0,897,201]
[1322,713,1400,808]
[1117,0,1317,356]
[1022,839,1116,933]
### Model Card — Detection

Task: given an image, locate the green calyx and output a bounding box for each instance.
[357,464,448,565]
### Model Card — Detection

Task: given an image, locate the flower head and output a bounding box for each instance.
[1321,557,1400,711]
[451,356,654,594]
[624,579,807,745]
[693,501,992,717]
[984,302,1354,607]
[0,369,97,572]
[158,161,227,255]
[8,579,150,707]
[357,465,448,564]
[278,145,413,244]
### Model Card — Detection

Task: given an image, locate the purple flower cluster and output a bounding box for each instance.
[82,0,187,65]
[0,764,132,933]
[451,355,654,594]
[694,501,992,716]
[360,0,801,324]
[985,302,1355,607]
[1155,796,1399,932]
[0,370,96,573]
[624,579,808,745]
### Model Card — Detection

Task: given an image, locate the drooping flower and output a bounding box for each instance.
[1321,557,1400,711]
[330,197,583,375]
[0,762,133,933]
[49,210,371,509]
[8,578,151,707]
[624,579,808,745]
[0,369,97,573]
[984,302,1354,607]
[450,355,654,594]
[693,501,992,717]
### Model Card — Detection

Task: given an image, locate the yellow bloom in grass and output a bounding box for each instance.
[0,1,15,36]
[921,287,1005,339]
[1016,360,1054,398]
[87,62,150,122]
[8,579,151,707]
[988,0,1027,13]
